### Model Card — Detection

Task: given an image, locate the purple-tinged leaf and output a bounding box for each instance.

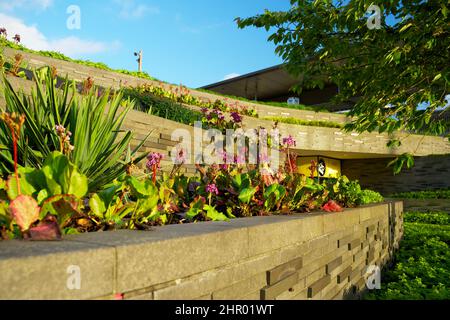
[28,216,62,241]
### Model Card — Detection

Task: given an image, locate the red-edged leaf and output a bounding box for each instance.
[9,195,40,231]
[28,216,62,241]
[322,200,343,213]
[40,194,80,227]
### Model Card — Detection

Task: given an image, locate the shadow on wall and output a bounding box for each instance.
[341,155,450,195]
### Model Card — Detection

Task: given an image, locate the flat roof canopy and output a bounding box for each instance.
[201,64,299,101]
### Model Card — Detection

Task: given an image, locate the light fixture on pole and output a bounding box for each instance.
[134,50,143,73]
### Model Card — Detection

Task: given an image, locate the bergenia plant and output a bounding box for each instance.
[147,152,164,184]
[205,183,219,205]
[282,135,297,174]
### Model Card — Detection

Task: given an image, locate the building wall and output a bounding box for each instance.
[0,202,403,300]
[342,155,450,195]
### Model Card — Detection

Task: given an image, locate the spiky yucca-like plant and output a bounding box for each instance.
[0,68,147,191]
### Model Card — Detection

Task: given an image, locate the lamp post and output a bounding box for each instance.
[134,50,143,73]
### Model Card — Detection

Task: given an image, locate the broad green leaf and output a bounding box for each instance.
[238,187,258,204]
[204,205,229,222]
[127,176,158,198]
[186,198,204,220]
[89,193,107,219]
[6,167,45,200]
[64,162,88,198]
[136,195,159,215]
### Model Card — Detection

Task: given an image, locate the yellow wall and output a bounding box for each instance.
[297,156,341,178]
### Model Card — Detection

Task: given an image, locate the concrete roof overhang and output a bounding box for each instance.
[292,149,395,160]
[200,64,300,101]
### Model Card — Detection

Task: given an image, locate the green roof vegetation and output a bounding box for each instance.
[0,38,158,81]
[197,88,330,113]
[263,116,343,129]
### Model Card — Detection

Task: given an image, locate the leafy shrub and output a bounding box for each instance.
[358,189,384,205]
[324,176,384,207]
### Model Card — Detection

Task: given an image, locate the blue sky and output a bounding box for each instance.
[0,0,291,87]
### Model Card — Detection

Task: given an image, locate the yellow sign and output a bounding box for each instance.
[297,156,341,178]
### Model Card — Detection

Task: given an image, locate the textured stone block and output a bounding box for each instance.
[367,224,376,234]
[337,234,353,248]
[248,216,305,256]
[348,239,361,250]
[367,247,376,263]
[67,224,249,293]
[0,240,115,300]
[337,266,352,284]
[125,291,154,300]
[213,273,267,300]
[261,272,299,300]
[349,263,364,281]
[353,250,363,263]
[308,275,332,298]
[326,256,343,274]
[150,250,280,300]
[240,291,261,300]
[275,278,307,300]
[267,257,303,285]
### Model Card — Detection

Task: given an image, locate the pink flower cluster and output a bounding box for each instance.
[174,148,187,165]
[206,184,219,195]
[146,152,164,170]
[230,112,242,123]
[283,135,296,148]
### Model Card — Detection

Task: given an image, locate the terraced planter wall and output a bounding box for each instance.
[0,202,403,300]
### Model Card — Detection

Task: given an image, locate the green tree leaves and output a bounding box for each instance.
[237,0,450,174]
[388,153,415,175]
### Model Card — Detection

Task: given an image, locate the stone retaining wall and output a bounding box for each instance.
[0,202,403,300]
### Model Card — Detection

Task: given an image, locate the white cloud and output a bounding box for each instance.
[0,13,121,57]
[223,73,241,80]
[0,0,53,11]
[115,0,159,19]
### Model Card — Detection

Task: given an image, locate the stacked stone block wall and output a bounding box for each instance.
[0,202,403,300]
